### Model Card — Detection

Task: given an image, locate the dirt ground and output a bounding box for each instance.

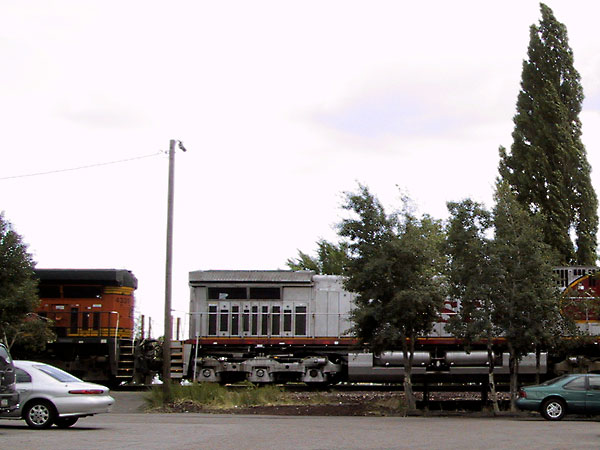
[157,390,514,417]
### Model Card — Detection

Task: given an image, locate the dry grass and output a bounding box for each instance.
[144,382,332,410]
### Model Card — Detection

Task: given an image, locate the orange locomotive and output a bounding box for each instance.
[33,269,157,385]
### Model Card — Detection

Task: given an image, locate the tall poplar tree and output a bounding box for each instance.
[499,3,598,265]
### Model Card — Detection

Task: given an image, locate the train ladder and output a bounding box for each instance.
[170,340,185,379]
[116,339,135,381]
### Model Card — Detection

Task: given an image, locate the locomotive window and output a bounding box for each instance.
[39,285,61,298]
[208,287,247,300]
[272,306,281,335]
[208,305,218,335]
[63,286,103,299]
[249,287,280,300]
[295,306,307,336]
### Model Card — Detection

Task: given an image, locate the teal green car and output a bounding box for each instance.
[517,374,600,420]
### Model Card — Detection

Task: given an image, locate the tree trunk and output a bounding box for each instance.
[508,343,518,412]
[402,333,417,411]
[487,341,500,415]
[535,346,541,385]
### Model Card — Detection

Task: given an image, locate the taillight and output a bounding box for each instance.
[518,389,527,399]
[68,389,104,395]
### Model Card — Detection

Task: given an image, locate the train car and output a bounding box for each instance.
[179,268,600,386]
[32,269,158,385]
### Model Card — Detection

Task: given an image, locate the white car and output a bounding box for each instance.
[0,360,114,429]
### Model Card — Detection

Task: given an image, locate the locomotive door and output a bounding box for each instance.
[207,303,218,336]
[230,302,241,336]
[218,302,230,337]
[294,303,308,336]
[271,303,281,336]
[70,307,79,334]
[242,303,251,337]
[327,292,340,337]
[282,303,293,337]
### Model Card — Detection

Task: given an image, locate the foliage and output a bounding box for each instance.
[0,213,53,350]
[491,181,562,409]
[498,3,598,265]
[445,199,497,346]
[7,315,56,353]
[286,239,349,275]
[338,184,446,409]
[445,199,501,413]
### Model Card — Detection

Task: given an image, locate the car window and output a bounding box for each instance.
[541,375,570,386]
[33,364,81,383]
[0,346,12,368]
[564,376,586,391]
[15,368,32,383]
[588,377,600,391]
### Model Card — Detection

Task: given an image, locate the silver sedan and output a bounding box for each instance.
[0,360,114,429]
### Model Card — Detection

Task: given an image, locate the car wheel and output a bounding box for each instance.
[23,400,56,429]
[541,398,566,421]
[55,417,78,428]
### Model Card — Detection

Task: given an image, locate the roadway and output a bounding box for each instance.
[0,392,599,449]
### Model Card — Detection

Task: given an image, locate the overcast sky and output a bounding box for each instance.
[2,1,600,337]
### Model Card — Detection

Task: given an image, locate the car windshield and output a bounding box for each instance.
[33,364,82,383]
[0,346,12,367]
[541,375,571,386]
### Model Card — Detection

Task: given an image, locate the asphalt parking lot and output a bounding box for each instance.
[2,392,600,449]
[110,390,149,413]
[2,412,600,450]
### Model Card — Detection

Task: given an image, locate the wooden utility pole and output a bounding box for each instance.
[162,139,176,399]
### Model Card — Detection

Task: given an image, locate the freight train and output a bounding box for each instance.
[30,269,160,386]
[177,267,600,385]
[27,267,600,387]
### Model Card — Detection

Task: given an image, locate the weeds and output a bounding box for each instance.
[145,382,316,410]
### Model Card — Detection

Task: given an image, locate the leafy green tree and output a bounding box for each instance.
[286,239,349,275]
[498,3,598,265]
[491,182,561,410]
[339,185,446,410]
[445,199,500,414]
[0,213,54,350]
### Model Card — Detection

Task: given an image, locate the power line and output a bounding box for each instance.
[0,151,164,181]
